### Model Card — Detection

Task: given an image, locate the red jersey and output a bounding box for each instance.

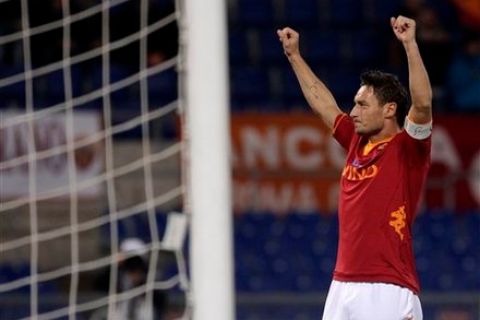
[332,114,431,294]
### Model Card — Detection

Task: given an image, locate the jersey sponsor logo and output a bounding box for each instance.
[342,164,378,181]
[389,205,407,240]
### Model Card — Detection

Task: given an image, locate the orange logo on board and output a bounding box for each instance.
[389,206,406,240]
[342,164,378,181]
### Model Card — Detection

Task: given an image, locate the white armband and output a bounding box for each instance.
[404,117,432,140]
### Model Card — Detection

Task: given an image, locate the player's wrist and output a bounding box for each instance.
[402,39,418,49]
[287,52,302,63]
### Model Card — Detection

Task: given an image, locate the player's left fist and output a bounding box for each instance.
[390,15,416,44]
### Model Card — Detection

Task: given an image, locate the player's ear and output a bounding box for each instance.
[383,102,397,118]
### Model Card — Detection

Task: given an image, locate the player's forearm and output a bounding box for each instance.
[288,54,341,129]
[404,41,432,112]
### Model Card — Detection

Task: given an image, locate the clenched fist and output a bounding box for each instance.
[391,15,417,44]
[277,27,301,59]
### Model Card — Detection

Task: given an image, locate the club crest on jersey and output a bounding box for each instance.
[342,164,378,181]
[389,205,407,240]
[352,159,361,167]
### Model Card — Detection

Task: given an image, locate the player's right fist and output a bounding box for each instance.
[277,27,300,59]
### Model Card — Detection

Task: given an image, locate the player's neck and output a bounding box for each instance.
[368,125,400,143]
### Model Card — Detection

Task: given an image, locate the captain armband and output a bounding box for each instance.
[404,117,432,140]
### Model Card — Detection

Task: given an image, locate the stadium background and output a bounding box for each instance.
[0,0,479,319]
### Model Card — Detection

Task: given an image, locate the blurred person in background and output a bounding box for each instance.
[447,30,480,112]
[116,238,166,320]
[90,238,167,320]
[392,0,452,106]
[415,6,452,90]
[278,15,432,320]
[398,0,425,19]
[449,0,480,31]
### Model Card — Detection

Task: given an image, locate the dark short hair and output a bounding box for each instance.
[360,70,409,127]
[122,255,147,273]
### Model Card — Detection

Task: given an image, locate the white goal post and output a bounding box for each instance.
[0,0,234,319]
[182,0,235,319]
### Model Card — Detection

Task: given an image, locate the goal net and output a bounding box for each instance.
[0,0,190,319]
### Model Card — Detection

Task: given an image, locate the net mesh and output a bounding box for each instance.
[0,0,189,319]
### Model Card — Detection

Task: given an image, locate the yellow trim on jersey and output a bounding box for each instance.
[332,113,347,135]
[363,136,394,156]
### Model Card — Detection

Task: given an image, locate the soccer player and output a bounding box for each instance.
[277,16,432,320]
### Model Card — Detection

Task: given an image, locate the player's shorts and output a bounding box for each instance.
[322,280,423,320]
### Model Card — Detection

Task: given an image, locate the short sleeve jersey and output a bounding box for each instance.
[332,114,432,294]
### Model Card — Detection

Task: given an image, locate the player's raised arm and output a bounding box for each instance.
[391,16,433,124]
[277,27,342,129]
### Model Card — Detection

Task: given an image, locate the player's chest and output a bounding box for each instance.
[341,141,398,182]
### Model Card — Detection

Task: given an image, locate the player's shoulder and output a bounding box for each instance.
[396,129,432,152]
[396,126,432,164]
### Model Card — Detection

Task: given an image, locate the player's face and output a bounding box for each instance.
[350,85,385,136]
